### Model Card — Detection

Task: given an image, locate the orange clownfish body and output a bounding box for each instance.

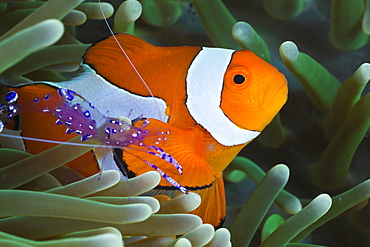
[9,34,288,227]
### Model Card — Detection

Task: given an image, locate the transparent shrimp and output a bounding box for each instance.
[0,88,188,194]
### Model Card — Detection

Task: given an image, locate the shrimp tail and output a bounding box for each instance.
[0,91,19,132]
[0,89,102,142]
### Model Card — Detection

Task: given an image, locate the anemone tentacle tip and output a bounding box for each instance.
[279,41,298,61]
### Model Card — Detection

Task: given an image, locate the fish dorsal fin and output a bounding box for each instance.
[82,34,200,101]
[83,34,153,80]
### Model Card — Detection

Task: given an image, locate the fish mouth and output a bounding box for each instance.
[262,76,288,107]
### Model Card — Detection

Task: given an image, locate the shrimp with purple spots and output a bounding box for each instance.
[0,88,188,194]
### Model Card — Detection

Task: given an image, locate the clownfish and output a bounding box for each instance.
[8,34,288,227]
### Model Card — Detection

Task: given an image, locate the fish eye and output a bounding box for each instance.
[225,67,251,91]
[233,74,245,84]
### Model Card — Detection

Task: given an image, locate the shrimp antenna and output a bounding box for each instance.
[97,0,165,122]
[0,133,123,149]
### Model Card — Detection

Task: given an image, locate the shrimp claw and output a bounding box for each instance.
[149,146,183,174]
[145,160,188,194]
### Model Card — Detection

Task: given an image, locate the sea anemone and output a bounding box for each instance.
[0,138,229,246]
[0,0,369,246]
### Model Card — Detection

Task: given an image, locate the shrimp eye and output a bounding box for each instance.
[233,74,245,84]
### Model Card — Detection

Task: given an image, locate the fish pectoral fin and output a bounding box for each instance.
[124,118,216,188]
[123,119,226,227]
